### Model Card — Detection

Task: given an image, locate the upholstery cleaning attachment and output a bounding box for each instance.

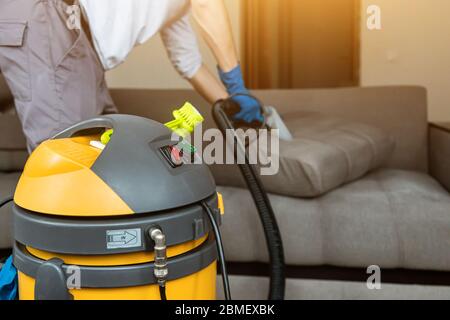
[164,102,204,138]
[100,129,114,145]
[97,103,202,153]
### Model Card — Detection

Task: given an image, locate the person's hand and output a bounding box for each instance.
[230,94,264,123]
[218,64,264,123]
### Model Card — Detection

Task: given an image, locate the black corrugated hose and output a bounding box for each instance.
[212,96,286,300]
[202,201,232,300]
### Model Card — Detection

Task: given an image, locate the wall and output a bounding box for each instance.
[106,0,450,122]
[361,0,450,122]
[242,0,358,89]
[106,0,241,89]
[289,0,357,88]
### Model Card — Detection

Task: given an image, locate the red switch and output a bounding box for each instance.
[170,146,183,166]
[160,145,184,168]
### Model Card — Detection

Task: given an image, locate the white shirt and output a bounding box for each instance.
[79,0,202,78]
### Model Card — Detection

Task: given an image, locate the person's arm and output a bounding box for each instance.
[160,15,227,104]
[164,1,263,122]
[190,0,264,123]
[189,64,228,104]
[190,0,238,72]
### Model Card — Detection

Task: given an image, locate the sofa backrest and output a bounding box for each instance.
[0,86,428,173]
[257,87,429,172]
[110,86,429,173]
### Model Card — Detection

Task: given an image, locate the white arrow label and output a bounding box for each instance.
[106,228,142,249]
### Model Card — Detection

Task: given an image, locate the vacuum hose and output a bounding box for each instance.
[202,201,232,300]
[212,96,286,300]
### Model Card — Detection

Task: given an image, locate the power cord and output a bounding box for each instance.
[201,201,231,300]
[159,286,167,300]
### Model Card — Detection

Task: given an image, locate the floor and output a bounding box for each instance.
[216,275,450,300]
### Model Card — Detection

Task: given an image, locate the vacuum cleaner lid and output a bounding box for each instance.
[14,115,216,217]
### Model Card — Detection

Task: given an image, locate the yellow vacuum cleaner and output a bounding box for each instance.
[12,104,228,300]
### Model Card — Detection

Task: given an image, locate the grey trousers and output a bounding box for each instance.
[0,0,117,151]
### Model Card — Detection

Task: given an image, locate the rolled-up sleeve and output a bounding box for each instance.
[160,14,202,79]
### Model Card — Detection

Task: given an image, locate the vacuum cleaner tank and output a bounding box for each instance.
[14,114,216,217]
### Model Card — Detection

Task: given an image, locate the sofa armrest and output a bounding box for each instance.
[429,123,450,192]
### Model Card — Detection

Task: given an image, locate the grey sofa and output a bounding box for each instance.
[1,82,450,299]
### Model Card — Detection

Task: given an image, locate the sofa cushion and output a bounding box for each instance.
[0,114,28,171]
[0,114,27,150]
[0,172,21,249]
[214,112,395,197]
[217,169,450,271]
[0,150,27,172]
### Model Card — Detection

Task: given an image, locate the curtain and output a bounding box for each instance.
[242,0,360,89]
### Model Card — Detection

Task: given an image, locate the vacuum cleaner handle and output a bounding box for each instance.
[53,117,116,139]
[220,93,268,131]
[34,258,73,300]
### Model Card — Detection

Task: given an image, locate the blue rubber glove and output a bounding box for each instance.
[0,256,18,300]
[218,65,264,123]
